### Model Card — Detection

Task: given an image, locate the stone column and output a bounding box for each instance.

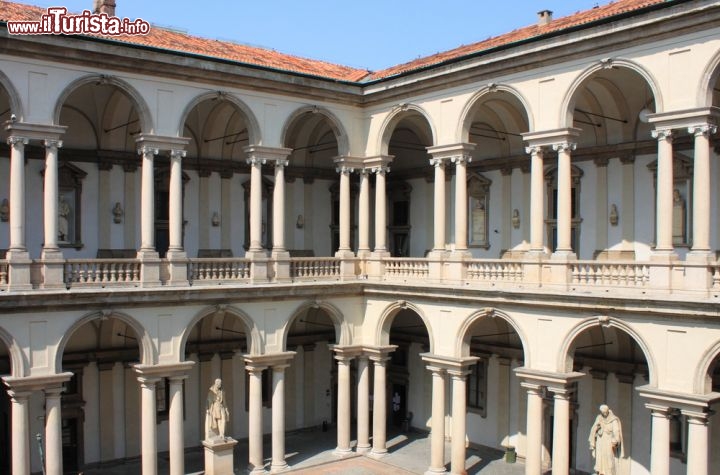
[272,160,288,254]
[271,364,289,472]
[44,386,64,475]
[138,146,158,254]
[138,377,158,475]
[247,365,265,474]
[358,170,370,256]
[7,136,28,254]
[335,355,353,455]
[169,376,186,475]
[42,139,62,255]
[689,124,716,254]
[337,165,352,254]
[651,129,674,253]
[427,366,447,474]
[356,355,371,453]
[430,157,447,252]
[247,156,265,253]
[683,411,709,475]
[452,154,471,252]
[373,166,389,253]
[550,388,571,475]
[168,149,186,254]
[449,369,468,475]
[647,405,670,475]
[527,146,545,253]
[553,142,576,255]
[371,355,389,456]
[522,383,544,475]
[8,390,31,475]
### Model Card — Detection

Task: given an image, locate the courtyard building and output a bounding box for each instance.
[0,0,720,474]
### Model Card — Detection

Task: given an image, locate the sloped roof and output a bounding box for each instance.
[0,0,675,84]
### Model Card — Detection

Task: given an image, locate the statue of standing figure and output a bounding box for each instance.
[589,404,624,475]
[205,378,229,441]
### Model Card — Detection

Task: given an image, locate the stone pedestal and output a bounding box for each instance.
[203,437,238,475]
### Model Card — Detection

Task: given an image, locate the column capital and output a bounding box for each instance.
[363,155,393,175]
[364,345,397,362]
[169,149,186,160]
[645,403,672,416]
[138,145,159,156]
[552,141,577,153]
[137,376,160,388]
[246,156,266,167]
[371,164,390,174]
[450,153,472,165]
[243,351,296,369]
[514,368,584,389]
[651,128,673,142]
[426,142,476,163]
[333,345,363,359]
[688,123,717,137]
[133,362,196,380]
[273,158,289,169]
[135,133,190,155]
[425,365,447,375]
[524,145,546,156]
[7,135,29,146]
[6,389,32,401]
[335,164,354,175]
[429,157,447,168]
[520,381,545,395]
[3,373,73,392]
[44,138,63,149]
[420,353,479,372]
[681,409,712,424]
[243,145,293,163]
[43,385,65,397]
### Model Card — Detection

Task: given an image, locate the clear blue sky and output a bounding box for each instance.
[25,0,604,70]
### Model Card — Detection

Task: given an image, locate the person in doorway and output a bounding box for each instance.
[205,378,229,440]
[589,404,623,475]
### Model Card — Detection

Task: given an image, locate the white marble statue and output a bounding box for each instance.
[589,404,624,475]
[205,378,229,441]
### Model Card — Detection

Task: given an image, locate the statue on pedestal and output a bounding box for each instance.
[589,404,624,475]
[205,378,229,441]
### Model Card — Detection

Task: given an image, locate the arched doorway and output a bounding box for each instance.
[565,322,651,474]
[60,315,142,472]
[183,308,252,442]
[283,109,343,256]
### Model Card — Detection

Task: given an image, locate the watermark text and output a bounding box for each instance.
[7,7,150,36]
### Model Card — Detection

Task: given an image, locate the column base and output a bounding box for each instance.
[270,461,289,473]
[249,467,268,475]
[333,446,354,457]
[550,250,577,261]
[203,437,238,475]
[425,468,448,475]
[369,448,388,458]
[6,250,32,291]
[355,444,371,454]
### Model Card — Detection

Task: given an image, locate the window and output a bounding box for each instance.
[466,358,488,417]
[468,173,491,249]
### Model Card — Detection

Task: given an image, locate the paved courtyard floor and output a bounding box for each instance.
[79,428,525,474]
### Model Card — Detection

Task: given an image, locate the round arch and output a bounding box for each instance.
[558,316,657,386]
[280,105,350,156]
[55,310,156,373]
[376,300,434,354]
[0,70,24,122]
[52,74,154,133]
[377,103,437,156]
[455,308,531,364]
[559,58,664,128]
[178,91,262,145]
[694,339,720,394]
[698,49,720,107]
[0,325,27,378]
[457,84,534,142]
[180,305,262,357]
[279,300,350,351]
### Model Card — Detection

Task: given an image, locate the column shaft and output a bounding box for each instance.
[685,415,709,475]
[432,159,446,251]
[168,151,184,252]
[372,359,388,455]
[524,385,543,475]
[338,167,351,252]
[450,373,467,475]
[10,391,30,475]
[358,171,370,253]
[45,388,63,475]
[690,126,714,252]
[649,409,670,475]
[139,378,158,475]
[356,356,371,452]
[169,378,185,475]
[335,358,352,454]
[654,130,674,252]
[529,147,545,252]
[139,148,157,252]
[8,137,27,251]
[249,158,264,252]
[271,366,289,471]
[272,161,287,252]
[555,143,574,253]
[374,169,387,252]
[428,368,446,473]
[43,141,61,251]
[248,367,264,472]
[454,157,469,251]
[551,393,570,475]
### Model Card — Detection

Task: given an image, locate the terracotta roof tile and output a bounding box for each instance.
[0,0,674,83]
[366,0,669,80]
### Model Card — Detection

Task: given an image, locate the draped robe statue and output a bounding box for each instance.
[589,404,624,475]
